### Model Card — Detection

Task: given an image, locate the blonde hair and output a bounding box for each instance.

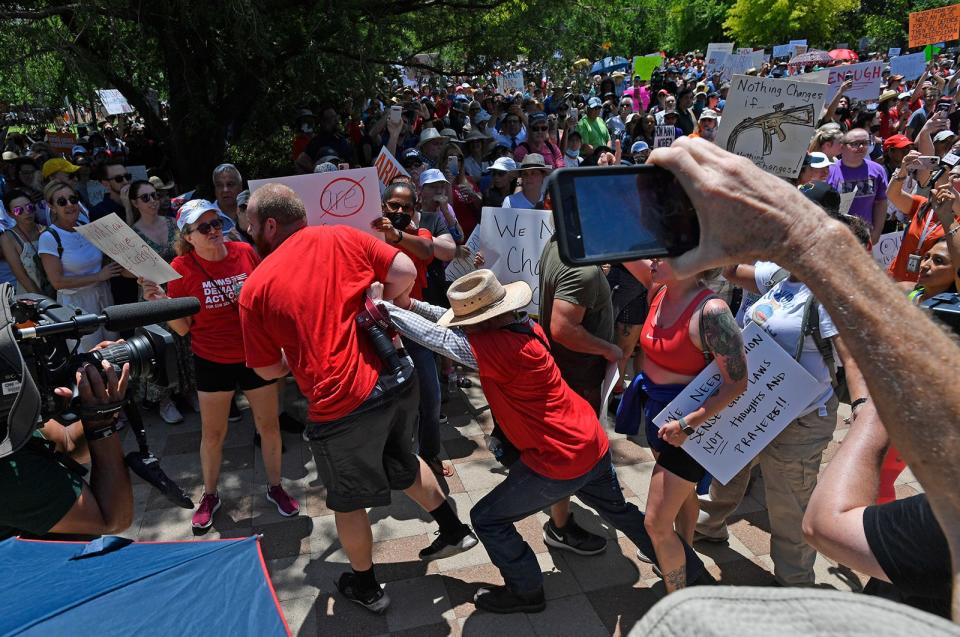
[43,181,74,205]
[809,124,843,152]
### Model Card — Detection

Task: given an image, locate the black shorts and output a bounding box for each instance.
[306,360,421,512]
[607,265,648,326]
[193,354,276,393]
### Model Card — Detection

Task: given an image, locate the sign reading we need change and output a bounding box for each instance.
[717,75,827,178]
[476,207,554,315]
[653,323,820,485]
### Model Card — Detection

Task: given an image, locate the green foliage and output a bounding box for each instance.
[225,127,295,182]
[665,0,735,53]
[723,0,860,48]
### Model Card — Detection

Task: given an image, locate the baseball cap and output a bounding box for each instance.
[490,157,517,172]
[883,134,913,150]
[587,96,602,109]
[798,181,840,214]
[419,168,449,187]
[41,157,80,179]
[934,130,957,143]
[400,148,427,167]
[803,152,831,169]
[698,108,718,121]
[528,112,547,125]
[176,198,236,233]
[898,91,911,100]
[71,145,87,156]
[630,141,650,154]
[236,190,251,208]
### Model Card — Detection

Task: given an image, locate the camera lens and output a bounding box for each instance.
[90,325,176,386]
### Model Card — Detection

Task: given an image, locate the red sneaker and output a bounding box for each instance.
[192,492,221,529]
[266,485,300,517]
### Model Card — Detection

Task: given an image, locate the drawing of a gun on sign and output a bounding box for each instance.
[725,103,815,158]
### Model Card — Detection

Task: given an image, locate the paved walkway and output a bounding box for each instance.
[127,375,923,636]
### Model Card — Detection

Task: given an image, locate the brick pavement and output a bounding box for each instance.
[126,376,924,636]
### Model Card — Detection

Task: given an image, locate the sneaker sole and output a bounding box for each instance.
[542,532,607,556]
[191,499,221,529]
[265,492,300,517]
[420,533,479,561]
[335,580,391,614]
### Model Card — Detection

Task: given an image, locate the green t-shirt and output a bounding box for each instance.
[577,116,611,149]
[538,237,614,388]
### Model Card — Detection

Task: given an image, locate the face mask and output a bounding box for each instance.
[301,123,314,133]
[869,124,881,133]
[836,108,849,118]
[565,149,580,158]
[386,212,412,231]
[700,127,717,141]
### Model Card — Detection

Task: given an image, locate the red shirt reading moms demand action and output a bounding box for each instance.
[239,226,400,423]
[167,241,260,364]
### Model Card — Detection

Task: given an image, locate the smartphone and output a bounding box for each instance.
[389,104,403,124]
[936,99,952,112]
[569,107,578,121]
[844,72,854,81]
[917,155,940,169]
[548,165,700,266]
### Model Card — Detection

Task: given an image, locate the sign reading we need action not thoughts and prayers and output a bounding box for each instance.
[653,323,821,485]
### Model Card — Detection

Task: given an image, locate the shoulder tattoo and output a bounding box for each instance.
[702,304,747,381]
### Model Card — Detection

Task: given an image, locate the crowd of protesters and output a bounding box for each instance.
[0,44,959,626]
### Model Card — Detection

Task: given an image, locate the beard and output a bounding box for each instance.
[253,231,273,258]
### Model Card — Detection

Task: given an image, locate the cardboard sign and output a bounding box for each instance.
[476,207,554,315]
[248,167,381,235]
[45,131,77,157]
[95,89,134,115]
[792,44,808,57]
[890,52,927,81]
[653,323,821,485]
[75,213,181,284]
[804,60,884,101]
[773,44,793,58]
[737,47,754,55]
[705,43,735,76]
[872,231,904,268]
[633,54,661,81]
[497,71,524,95]
[445,229,480,282]
[717,75,827,178]
[888,47,902,57]
[839,186,857,216]
[373,147,409,194]
[654,125,676,148]
[909,4,960,48]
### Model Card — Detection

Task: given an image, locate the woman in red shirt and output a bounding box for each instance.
[142,199,299,530]
[618,259,748,593]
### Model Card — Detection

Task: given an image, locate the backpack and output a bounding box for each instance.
[33,227,62,298]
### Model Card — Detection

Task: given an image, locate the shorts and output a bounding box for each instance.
[607,265,648,326]
[193,354,276,393]
[306,360,421,512]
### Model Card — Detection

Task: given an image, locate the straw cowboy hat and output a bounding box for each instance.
[438,270,532,327]
[417,127,445,148]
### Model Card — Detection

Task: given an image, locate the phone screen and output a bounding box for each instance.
[549,166,699,265]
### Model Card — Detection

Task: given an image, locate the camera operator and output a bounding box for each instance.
[0,350,132,538]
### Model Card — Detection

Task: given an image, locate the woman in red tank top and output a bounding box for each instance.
[619,258,748,593]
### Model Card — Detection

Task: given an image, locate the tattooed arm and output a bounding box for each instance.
[658,298,749,447]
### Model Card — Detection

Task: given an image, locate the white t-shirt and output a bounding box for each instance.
[502,192,535,209]
[38,226,103,283]
[732,260,780,325]
[742,275,838,416]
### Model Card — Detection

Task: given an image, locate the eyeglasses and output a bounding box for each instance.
[384,200,414,212]
[844,140,868,148]
[530,126,548,132]
[11,203,36,216]
[189,218,223,235]
[110,173,133,184]
[137,192,159,203]
[54,195,80,207]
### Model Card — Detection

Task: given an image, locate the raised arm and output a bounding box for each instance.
[933,185,960,292]
[720,264,760,294]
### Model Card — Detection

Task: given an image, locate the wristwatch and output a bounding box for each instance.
[678,415,695,436]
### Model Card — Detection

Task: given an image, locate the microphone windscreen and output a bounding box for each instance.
[102,297,200,332]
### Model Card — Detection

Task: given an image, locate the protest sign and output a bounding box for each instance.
[76,213,181,284]
[790,39,808,46]
[476,207,554,315]
[373,147,409,194]
[716,75,827,178]
[839,187,857,216]
[888,47,902,57]
[872,231,904,268]
[497,71,524,95]
[249,167,381,235]
[804,60,884,101]
[632,54,661,81]
[654,125,676,148]
[95,89,134,115]
[445,229,481,282]
[909,4,960,48]
[653,323,821,485]
[705,43,734,76]
[792,44,808,57]
[773,44,792,58]
[737,47,754,55]
[45,131,77,156]
[890,52,926,81]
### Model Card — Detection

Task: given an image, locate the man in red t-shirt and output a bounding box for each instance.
[239,184,476,614]
[379,269,707,614]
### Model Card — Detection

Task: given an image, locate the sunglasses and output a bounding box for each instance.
[110,173,133,184]
[384,200,414,212]
[11,203,36,216]
[189,218,223,235]
[137,192,160,203]
[55,195,80,207]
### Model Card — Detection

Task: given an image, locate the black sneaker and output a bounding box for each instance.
[474,585,545,614]
[228,401,243,423]
[335,572,390,614]
[278,411,305,434]
[542,512,607,556]
[419,525,479,560]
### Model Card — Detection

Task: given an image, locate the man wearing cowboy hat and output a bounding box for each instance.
[375,270,708,613]
[417,127,446,168]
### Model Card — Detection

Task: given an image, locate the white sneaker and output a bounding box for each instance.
[159,399,184,424]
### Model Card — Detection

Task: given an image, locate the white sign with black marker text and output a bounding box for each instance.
[653,323,821,485]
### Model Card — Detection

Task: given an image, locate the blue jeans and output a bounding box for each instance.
[404,338,442,460]
[470,450,706,593]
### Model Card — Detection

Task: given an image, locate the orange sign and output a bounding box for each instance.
[909,4,960,48]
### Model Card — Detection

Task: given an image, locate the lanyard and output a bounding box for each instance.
[916,203,940,247]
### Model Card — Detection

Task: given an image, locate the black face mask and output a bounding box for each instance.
[869,123,881,133]
[836,107,850,118]
[386,212,412,231]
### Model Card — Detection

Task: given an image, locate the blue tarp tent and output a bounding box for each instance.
[590,56,630,75]
[0,535,289,636]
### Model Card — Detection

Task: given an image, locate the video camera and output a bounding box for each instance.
[0,283,199,457]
